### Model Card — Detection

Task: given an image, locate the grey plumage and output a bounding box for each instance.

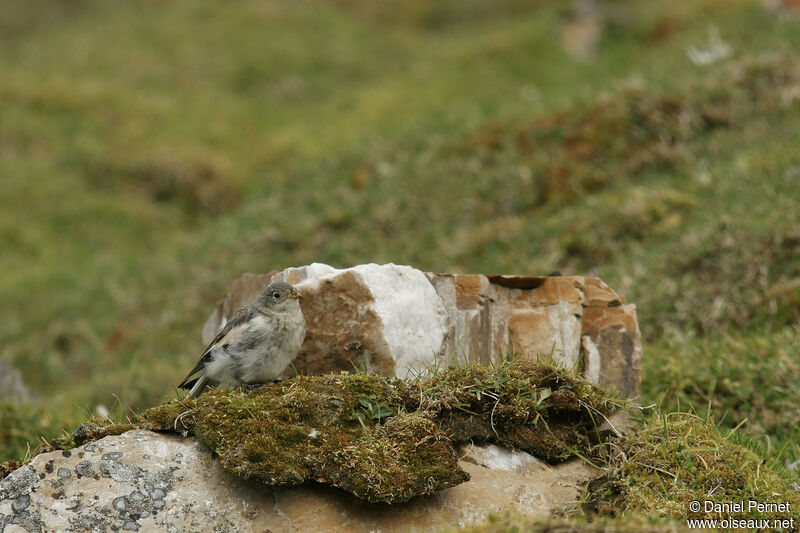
[179,281,306,399]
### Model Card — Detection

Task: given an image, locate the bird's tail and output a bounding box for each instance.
[186,375,209,399]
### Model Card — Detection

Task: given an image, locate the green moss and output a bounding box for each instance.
[145,373,465,503]
[444,512,688,533]
[143,359,617,503]
[584,412,800,527]
[144,399,199,432]
[417,360,618,462]
[0,460,23,479]
[71,420,137,446]
[330,411,468,503]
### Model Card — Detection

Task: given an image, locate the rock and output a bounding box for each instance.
[0,360,33,404]
[205,263,450,378]
[142,360,612,502]
[581,305,642,398]
[201,264,642,398]
[0,430,599,533]
[458,443,541,472]
[72,422,110,447]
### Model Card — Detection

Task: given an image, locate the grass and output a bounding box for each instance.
[583,409,800,528]
[452,411,800,533]
[1,0,799,526]
[644,328,800,467]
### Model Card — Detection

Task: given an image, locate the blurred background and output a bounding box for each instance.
[1,0,798,482]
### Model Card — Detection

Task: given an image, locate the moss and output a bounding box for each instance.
[443,511,687,533]
[143,359,617,503]
[329,411,468,503]
[145,374,466,502]
[584,412,800,528]
[0,460,23,479]
[418,360,617,462]
[144,399,198,432]
[16,418,140,471]
[71,420,137,446]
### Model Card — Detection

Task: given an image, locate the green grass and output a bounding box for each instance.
[643,327,800,474]
[1,0,799,519]
[584,409,800,526]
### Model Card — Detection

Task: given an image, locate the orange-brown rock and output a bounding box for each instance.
[201,264,642,398]
[582,305,642,398]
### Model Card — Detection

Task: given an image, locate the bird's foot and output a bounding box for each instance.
[237,382,266,394]
[236,377,287,394]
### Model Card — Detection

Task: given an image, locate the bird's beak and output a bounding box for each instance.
[289,292,302,300]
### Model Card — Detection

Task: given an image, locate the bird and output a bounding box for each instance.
[178,281,306,399]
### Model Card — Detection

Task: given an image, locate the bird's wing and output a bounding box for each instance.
[177,305,256,389]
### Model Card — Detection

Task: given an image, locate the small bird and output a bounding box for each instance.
[178,281,306,399]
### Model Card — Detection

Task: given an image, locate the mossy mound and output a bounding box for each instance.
[416,361,616,462]
[145,373,465,503]
[584,412,800,527]
[144,359,617,503]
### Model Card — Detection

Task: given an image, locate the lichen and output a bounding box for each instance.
[143,359,618,503]
[6,419,140,476]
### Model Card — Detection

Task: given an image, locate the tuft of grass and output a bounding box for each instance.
[0,403,54,464]
[642,326,800,478]
[584,410,800,525]
[448,406,800,531]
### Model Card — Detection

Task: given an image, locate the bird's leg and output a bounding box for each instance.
[235,377,266,394]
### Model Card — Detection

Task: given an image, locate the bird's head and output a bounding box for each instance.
[256,281,302,312]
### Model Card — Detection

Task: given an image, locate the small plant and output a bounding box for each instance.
[354,395,393,436]
[528,388,552,426]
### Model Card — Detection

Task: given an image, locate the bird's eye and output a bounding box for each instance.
[272,291,281,299]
